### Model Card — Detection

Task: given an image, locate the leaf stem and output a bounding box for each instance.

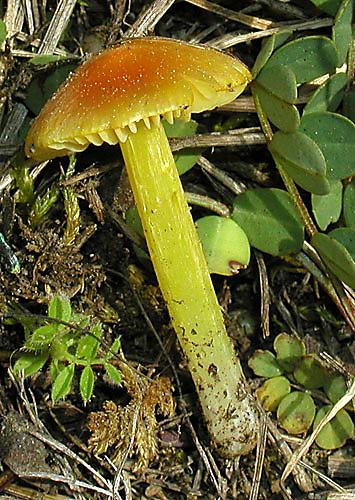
[251,86,317,237]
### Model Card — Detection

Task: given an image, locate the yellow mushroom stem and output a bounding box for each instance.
[120,119,258,456]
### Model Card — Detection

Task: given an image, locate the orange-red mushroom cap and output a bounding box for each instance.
[25,37,251,161]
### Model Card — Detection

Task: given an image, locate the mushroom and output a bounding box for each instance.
[25,37,258,457]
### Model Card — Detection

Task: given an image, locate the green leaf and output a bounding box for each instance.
[196,216,250,275]
[274,333,306,372]
[265,36,338,84]
[253,85,300,132]
[26,324,57,350]
[13,352,48,377]
[252,31,293,77]
[256,376,291,412]
[270,131,330,195]
[293,355,327,389]
[277,392,316,434]
[232,188,304,256]
[343,86,355,122]
[332,0,353,65]
[329,227,355,259]
[312,232,355,288]
[80,366,95,402]
[248,350,283,378]
[105,363,122,386]
[29,54,66,65]
[163,119,201,175]
[303,73,348,115]
[256,65,297,103]
[314,405,354,449]
[48,295,72,322]
[76,335,100,362]
[323,374,347,403]
[343,180,355,228]
[0,20,7,45]
[300,112,355,180]
[51,363,75,401]
[312,179,342,230]
[309,0,343,16]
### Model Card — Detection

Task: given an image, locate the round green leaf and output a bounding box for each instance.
[196,216,250,275]
[343,179,355,228]
[265,36,338,84]
[270,132,329,195]
[312,179,343,230]
[248,350,283,378]
[256,65,297,103]
[274,333,306,372]
[232,188,304,256]
[300,112,355,180]
[80,365,95,402]
[332,0,353,65]
[256,376,291,412]
[252,31,293,77]
[52,363,75,402]
[323,374,347,403]
[254,85,300,132]
[343,86,355,122]
[328,227,355,259]
[312,232,355,288]
[277,392,316,434]
[314,405,354,449]
[303,73,348,115]
[293,355,327,389]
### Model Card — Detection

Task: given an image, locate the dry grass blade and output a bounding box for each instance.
[124,0,176,37]
[208,18,333,49]
[2,0,24,49]
[281,379,355,484]
[184,0,273,30]
[249,414,267,500]
[31,430,113,492]
[38,0,78,54]
[255,250,270,339]
[198,156,247,196]
[169,130,265,151]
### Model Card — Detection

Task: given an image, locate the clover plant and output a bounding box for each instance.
[249,333,354,448]
[231,0,355,326]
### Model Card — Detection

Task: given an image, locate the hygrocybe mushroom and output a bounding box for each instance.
[25,37,258,457]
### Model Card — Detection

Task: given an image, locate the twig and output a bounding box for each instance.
[249,414,267,500]
[184,0,273,30]
[198,156,247,195]
[124,0,176,37]
[208,18,333,49]
[170,131,265,151]
[38,0,78,54]
[255,250,270,338]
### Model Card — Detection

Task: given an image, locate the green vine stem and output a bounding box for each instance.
[251,86,317,237]
[252,86,355,330]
